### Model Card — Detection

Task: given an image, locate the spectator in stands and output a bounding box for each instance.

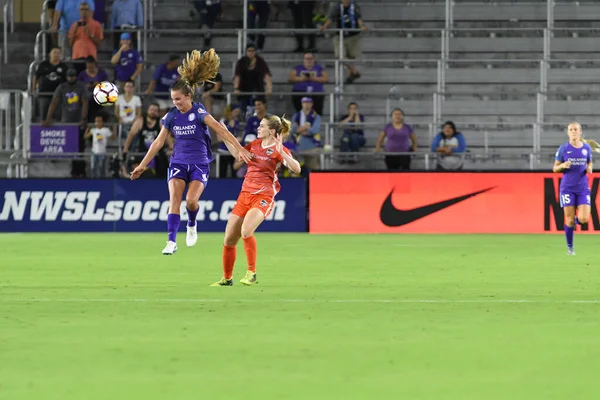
[145,55,181,115]
[68,1,103,75]
[234,44,272,116]
[44,68,89,177]
[234,97,268,178]
[339,102,365,162]
[431,121,467,171]
[51,0,96,59]
[110,0,143,49]
[375,108,417,171]
[288,52,327,115]
[291,97,322,170]
[121,103,167,179]
[44,68,89,126]
[46,1,58,49]
[33,46,68,122]
[198,71,223,115]
[320,0,368,84]
[194,0,222,50]
[241,97,268,145]
[84,113,116,178]
[291,97,321,151]
[78,56,109,122]
[247,1,270,51]
[289,1,316,52]
[217,104,242,178]
[114,79,142,140]
[111,32,143,88]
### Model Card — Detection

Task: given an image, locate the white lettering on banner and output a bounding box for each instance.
[62,192,87,221]
[220,201,236,220]
[142,201,160,221]
[123,201,143,221]
[0,192,288,222]
[82,192,104,221]
[159,201,170,221]
[0,191,30,221]
[266,201,286,221]
[39,129,68,152]
[104,201,124,221]
[30,191,67,221]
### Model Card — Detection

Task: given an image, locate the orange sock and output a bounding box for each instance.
[222,245,236,279]
[243,236,257,273]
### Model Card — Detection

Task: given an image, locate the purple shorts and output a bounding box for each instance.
[168,163,209,186]
[560,190,591,208]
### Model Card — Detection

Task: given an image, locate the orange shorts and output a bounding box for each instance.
[231,192,275,218]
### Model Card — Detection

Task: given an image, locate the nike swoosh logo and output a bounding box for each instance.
[380,187,496,227]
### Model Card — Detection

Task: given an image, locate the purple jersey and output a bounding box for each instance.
[555,142,592,193]
[114,49,143,82]
[161,103,213,165]
[291,64,325,93]
[153,64,180,99]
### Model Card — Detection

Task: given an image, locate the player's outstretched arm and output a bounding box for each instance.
[130,127,169,180]
[204,114,252,163]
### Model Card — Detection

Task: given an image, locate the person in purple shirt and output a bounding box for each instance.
[131,49,251,255]
[553,122,600,255]
[217,103,242,178]
[375,108,417,171]
[288,52,328,115]
[110,32,143,88]
[78,56,109,122]
[145,55,181,114]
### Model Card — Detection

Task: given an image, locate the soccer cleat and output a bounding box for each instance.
[240,271,257,286]
[210,278,234,287]
[567,247,576,256]
[162,241,178,255]
[186,223,198,247]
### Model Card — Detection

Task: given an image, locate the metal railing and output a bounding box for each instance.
[3,0,14,64]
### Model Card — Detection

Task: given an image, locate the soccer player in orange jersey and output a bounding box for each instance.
[211,115,301,286]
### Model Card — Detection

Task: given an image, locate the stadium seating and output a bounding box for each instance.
[3,0,600,175]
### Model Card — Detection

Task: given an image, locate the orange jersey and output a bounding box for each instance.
[241,139,292,197]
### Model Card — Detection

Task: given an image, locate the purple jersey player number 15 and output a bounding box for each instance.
[555,141,592,207]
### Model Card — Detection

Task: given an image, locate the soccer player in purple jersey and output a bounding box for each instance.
[131,49,252,255]
[553,122,600,255]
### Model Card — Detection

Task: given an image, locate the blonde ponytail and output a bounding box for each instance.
[171,48,220,95]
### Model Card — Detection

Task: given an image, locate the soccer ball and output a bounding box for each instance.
[93,81,119,106]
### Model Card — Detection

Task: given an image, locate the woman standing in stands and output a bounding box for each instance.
[375,108,417,171]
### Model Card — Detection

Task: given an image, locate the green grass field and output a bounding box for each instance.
[2,233,600,399]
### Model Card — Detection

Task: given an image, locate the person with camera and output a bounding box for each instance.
[288,51,328,115]
[68,1,103,75]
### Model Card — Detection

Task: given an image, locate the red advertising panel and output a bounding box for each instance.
[309,172,600,234]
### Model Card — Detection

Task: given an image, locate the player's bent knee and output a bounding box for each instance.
[240,227,255,239]
[223,235,239,246]
[186,198,198,209]
[579,216,590,224]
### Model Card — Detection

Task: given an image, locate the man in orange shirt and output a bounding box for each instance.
[68,1,103,74]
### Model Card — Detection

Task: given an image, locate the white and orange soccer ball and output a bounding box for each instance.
[93,81,119,106]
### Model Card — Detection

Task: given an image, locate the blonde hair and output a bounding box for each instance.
[265,114,291,139]
[171,48,220,96]
[583,138,600,153]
